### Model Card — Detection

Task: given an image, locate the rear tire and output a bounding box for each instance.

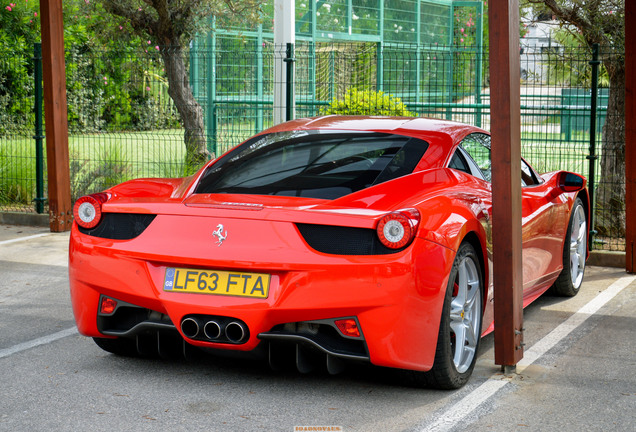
[93,336,138,357]
[550,197,587,297]
[412,242,483,389]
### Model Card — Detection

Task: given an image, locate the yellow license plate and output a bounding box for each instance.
[163,267,270,298]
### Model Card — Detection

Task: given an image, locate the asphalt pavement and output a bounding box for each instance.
[0,224,634,432]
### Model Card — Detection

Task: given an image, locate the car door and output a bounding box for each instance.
[519,159,569,297]
[455,134,566,299]
[448,134,494,327]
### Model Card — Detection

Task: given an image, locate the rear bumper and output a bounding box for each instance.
[69,221,454,371]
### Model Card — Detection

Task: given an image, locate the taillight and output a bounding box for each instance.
[73,193,109,229]
[376,209,420,249]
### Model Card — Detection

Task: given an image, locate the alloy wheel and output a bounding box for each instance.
[449,256,482,373]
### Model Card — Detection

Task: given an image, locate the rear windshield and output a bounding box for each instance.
[195,130,429,199]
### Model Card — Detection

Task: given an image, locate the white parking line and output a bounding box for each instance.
[0,233,52,246]
[419,275,636,432]
[0,327,78,360]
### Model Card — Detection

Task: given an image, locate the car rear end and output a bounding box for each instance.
[69,122,458,371]
[69,193,454,371]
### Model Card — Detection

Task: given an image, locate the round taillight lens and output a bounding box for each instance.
[377,209,420,249]
[73,193,108,229]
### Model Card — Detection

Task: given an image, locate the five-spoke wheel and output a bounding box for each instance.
[551,197,587,297]
[449,251,482,374]
[415,242,483,389]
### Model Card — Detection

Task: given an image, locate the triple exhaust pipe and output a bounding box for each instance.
[181,317,248,344]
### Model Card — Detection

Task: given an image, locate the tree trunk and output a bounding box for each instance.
[595,61,625,239]
[160,44,210,167]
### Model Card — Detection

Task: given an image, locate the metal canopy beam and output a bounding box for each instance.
[488,0,524,369]
[40,0,72,232]
[626,0,635,273]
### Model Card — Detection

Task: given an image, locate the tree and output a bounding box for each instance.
[524,0,625,237]
[97,0,262,166]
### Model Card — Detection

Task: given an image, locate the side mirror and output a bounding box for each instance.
[558,172,586,192]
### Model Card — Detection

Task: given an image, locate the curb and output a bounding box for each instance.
[0,212,49,227]
[587,250,625,268]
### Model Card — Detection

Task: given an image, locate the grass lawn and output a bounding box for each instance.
[1,126,603,201]
[1,129,188,206]
[0,123,263,205]
[0,126,623,251]
[68,129,188,178]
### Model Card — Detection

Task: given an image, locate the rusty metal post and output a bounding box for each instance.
[40,0,72,232]
[488,0,524,370]
[626,1,635,273]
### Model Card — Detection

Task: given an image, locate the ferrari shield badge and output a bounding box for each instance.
[213,224,227,246]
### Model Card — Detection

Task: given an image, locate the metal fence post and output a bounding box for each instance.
[475,2,484,128]
[587,43,600,249]
[206,22,217,157]
[256,25,264,133]
[33,42,46,214]
[189,38,199,100]
[329,49,335,102]
[284,42,295,122]
[376,42,384,92]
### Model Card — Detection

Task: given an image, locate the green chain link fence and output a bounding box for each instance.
[0,42,624,250]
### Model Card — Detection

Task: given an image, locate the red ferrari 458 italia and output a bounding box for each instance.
[69,116,588,389]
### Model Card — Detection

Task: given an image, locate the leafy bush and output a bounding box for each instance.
[1,1,181,137]
[321,88,416,117]
[0,0,40,135]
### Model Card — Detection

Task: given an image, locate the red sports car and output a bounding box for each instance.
[69,116,588,389]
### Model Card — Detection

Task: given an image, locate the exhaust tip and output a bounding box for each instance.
[181,317,200,339]
[203,321,222,340]
[225,321,247,343]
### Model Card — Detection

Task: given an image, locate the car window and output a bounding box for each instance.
[521,159,541,186]
[460,133,491,181]
[458,134,541,186]
[195,131,429,199]
[448,151,471,175]
[449,147,486,180]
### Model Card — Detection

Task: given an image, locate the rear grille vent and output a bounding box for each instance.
[78,213,156,240]
[262,323,368,358]
[296,223,403,255]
